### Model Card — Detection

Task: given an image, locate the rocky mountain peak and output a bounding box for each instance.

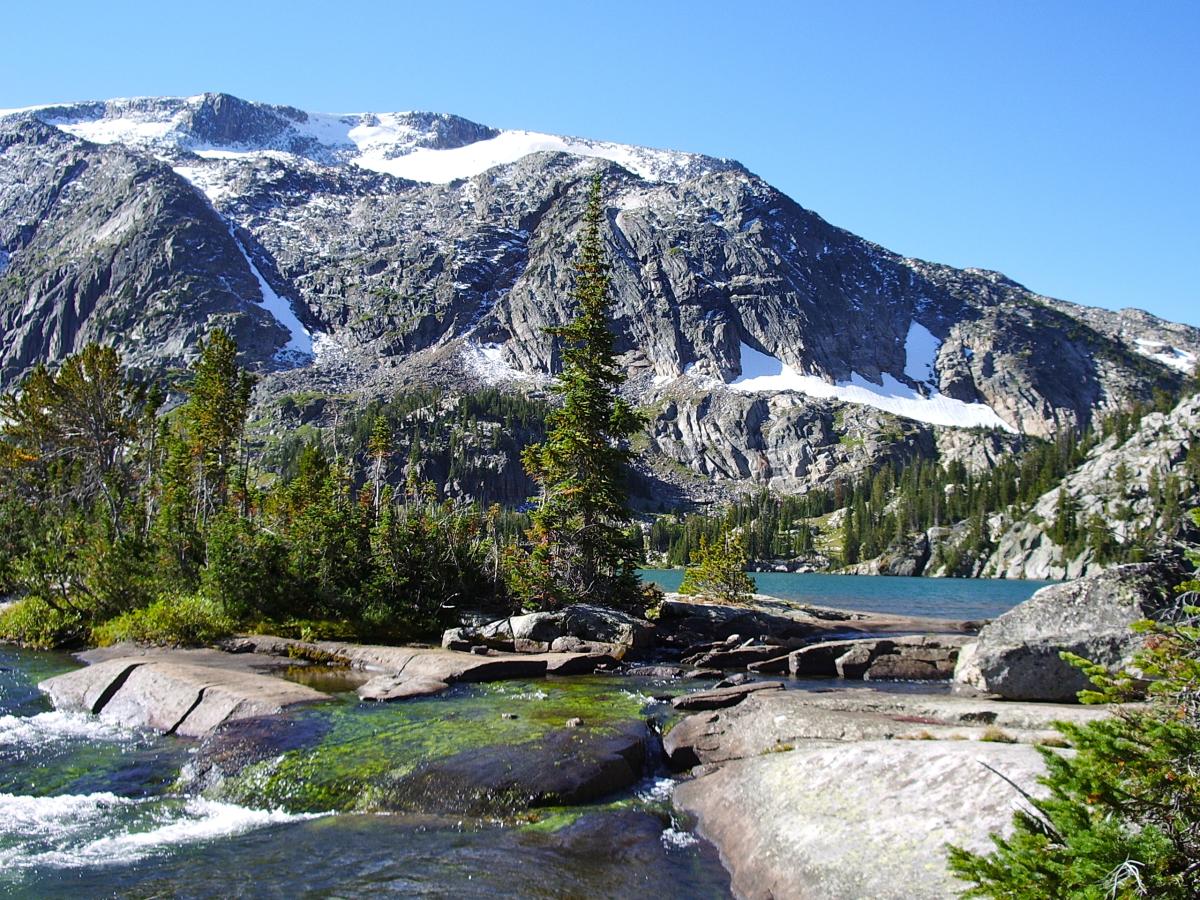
[1,92,1197,497]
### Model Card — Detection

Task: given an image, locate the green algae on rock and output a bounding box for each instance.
[207,677,660,814]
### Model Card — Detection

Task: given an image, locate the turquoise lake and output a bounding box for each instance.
[640,570,1056,621]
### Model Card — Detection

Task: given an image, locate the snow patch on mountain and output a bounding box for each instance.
[461,342,543,385]
[728,343,1016,432]
[50,113,180,145]
[903,321,939,385]
[171,164,234,203]
[1133,338,1197,374]
[229,229,314,365]
[354,130,697,184]
[8,97,723,185]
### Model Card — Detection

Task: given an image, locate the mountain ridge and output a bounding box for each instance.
[1,93,1197,500]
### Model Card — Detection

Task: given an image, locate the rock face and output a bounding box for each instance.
[39,657,329,737]
[980,394,1200,580]
[673,740,1054,900]
[954,561,1180,700]
[3,94,1197,501]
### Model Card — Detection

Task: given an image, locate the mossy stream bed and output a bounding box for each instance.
[0,646,733,898]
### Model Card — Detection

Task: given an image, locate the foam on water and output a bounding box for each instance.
[76,798,323,863]
[0,792,323,871]
[0,791,138,837]
[0,710,131,746]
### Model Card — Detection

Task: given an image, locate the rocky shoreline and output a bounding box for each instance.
[32,561,1176,898]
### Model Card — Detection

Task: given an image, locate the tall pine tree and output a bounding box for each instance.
[513,173,643,610]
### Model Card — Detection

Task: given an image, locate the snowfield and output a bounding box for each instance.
[6,96,717,186]
[228,228,314,364]
[1133,338,1197,374]
[728,341,1016,432]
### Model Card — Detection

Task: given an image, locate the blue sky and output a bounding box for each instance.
[3,1,1197,325]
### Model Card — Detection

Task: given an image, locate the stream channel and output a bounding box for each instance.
[1,575,1051,897]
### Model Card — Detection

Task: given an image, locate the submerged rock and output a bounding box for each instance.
[954,560,1181,701]
[356,674,450,702]
[186,712,333,792]
[376,722,652,815]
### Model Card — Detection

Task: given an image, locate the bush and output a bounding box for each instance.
[679,528,755,604]
[201,512,293,621]
[93,591,234,647]
[0,597,87,648]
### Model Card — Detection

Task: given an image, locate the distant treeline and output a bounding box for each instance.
[648,387,1199,573]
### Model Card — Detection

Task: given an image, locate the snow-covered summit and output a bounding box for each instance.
[0,93,737,185]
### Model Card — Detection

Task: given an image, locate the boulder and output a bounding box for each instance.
[549,636,622,656]
[954,561,1179,701]
[656,595,976,653]
[357,674,450,701]
[443,604,655,654]
[656,598,819,645]
[682,644,783,670]
[625,665,686,679]
[39,658,329,737]
[673,740,1055,899]
[789,635,970,681]
[377,721,651,815]
[746,653,791,674]
[661,686,1106,770]
[670,680,784,711]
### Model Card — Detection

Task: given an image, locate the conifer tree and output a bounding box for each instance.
[679,526,755,604]
[183,329,255,525]
[514,173,643,610]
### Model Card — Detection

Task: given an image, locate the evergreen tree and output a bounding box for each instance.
[678,526,755,604]
[513,173,643,610]
[182,329,255,526]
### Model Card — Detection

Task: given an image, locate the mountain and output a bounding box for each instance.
[1,92,1197,500]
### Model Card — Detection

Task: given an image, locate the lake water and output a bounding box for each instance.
[641,570,1055,621]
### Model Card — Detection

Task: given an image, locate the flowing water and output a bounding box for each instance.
[0,575,1051,897]
[0,647,729,899]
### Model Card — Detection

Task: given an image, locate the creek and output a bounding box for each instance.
[0,646,729,898]
[1,575,1051,897]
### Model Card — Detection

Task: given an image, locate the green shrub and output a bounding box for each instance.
[201,512,293,621]
[679,528,755,604]
[0,597,87,648]
[254,618,360,643]
[93,591,234,647]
